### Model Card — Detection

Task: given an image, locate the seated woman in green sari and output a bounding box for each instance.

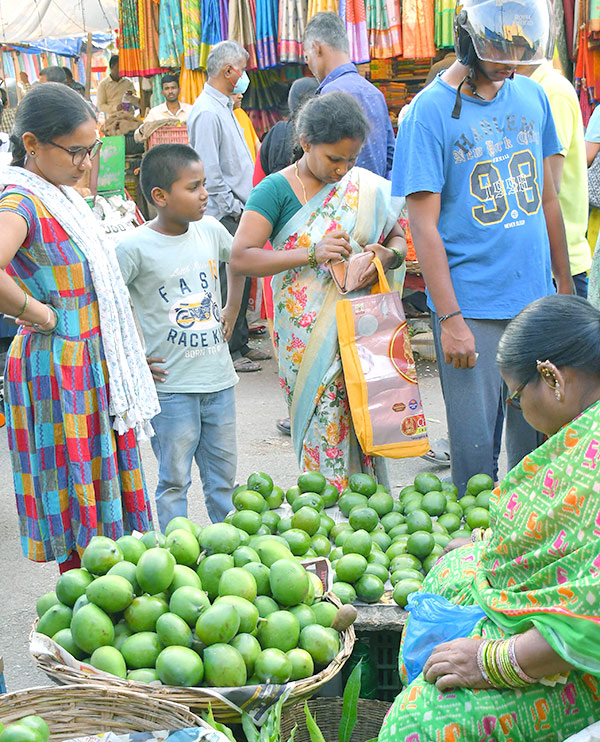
[379,294,600,742]
[230,92,405,490]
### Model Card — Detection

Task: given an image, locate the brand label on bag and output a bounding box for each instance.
[340,290,429,456]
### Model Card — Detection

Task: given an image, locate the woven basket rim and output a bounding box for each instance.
[0,683,208,740]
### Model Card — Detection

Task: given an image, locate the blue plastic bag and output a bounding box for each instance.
[403,592,486,683]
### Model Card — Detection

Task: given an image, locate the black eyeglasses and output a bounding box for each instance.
[506,371,537,410]
[48,138,103,167]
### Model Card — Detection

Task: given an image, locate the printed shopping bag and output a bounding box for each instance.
[336,257,430,458]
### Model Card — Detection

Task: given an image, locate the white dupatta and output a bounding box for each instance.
[1,166,160,437]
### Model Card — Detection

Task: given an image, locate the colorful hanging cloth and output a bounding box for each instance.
[182,0,202,70]
[434,0,454,48]
[119,0,166,77]
[229,0,259,69]
[256,0,279,68]
[307,0,338,20]
[158,0,184,68]
[200,0,222,70]
[402,0,436,59]
[367,0,402,59]
[343,0,370,64]
[219,0,229,42]
[179,57,206,103]
[278,0,308,63]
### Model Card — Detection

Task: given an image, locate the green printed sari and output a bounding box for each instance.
[380,400,600,742]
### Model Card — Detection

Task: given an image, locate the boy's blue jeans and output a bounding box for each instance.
[150,387,237,530]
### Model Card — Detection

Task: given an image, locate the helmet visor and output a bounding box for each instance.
[460,0,554,65]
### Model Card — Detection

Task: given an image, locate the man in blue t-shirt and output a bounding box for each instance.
[393,0,573,495]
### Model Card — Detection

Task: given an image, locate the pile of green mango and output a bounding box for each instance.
[35,519,352,688]
[226,470,493,610]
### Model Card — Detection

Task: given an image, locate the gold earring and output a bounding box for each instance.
[554,380,561,401]
[30,150,35,155]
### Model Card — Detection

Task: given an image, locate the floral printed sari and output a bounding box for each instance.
[270,167,402,490]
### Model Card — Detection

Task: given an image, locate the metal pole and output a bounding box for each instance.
[85,32,93,99]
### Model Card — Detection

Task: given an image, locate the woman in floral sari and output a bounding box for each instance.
[230,91,405,490]
[379,294,600,742]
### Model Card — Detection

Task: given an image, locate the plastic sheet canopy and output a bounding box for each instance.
[0,0,118,44]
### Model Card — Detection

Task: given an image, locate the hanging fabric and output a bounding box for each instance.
[434,0,454,48]
[307,0,338,20]
[158,0,184,68]
[200,0,222,69]
[182,0,202,70]
[219,0,229,41]
[343,0,370,64]
[402,0,436,59]
[179,57,206,103]
[256,0,279,68]
[119,0,166,76]
[230,0,259,69]
[367,0,402,59]
[278,0,308,63]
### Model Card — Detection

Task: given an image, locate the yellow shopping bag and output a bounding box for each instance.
[336,258,430,458]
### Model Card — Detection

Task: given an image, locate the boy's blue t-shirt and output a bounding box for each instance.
[116,216,238,394]
[392,74,562,319]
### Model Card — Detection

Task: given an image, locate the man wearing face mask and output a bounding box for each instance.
[188,41,270,372]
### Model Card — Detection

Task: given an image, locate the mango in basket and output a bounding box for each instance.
[231,632,261,676]
[0,717,49,742]
[299,624,340,666]
[90,645,127,679]
[156,645,204,687]
[71,603,114,654]
[257,610,300,653]
[136,547,176,594]
[197,553,234,600]
[203,643,247,686]
[287,647,314,680]
[35,591,60,619]
[254,648,292,684]
[269,559,309,606]
[82,536,124,575]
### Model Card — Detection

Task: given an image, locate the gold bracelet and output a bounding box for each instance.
[15,291,28,319]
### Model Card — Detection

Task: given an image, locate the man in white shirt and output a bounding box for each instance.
[144,74,191,124]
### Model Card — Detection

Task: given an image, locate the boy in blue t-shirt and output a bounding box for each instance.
[116,144,240,529]
[392,0,573,495]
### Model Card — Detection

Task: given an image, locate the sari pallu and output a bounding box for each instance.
[380,399,600,742]
[366,0,402,60]
[270,167,402,490]
[278,0,308,64]
[256,0,279,69]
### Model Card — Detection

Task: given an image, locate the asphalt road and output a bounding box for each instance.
[0,347,482,692]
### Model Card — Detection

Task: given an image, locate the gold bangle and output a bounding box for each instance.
[15,291,28,319]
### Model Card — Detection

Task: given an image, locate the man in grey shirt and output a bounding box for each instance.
[188,41,269,371]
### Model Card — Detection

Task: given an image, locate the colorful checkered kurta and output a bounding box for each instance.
[1,188,152,564]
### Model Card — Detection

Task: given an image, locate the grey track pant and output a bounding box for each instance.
[431,313,543,496]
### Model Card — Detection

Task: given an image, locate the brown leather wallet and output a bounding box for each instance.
[328,250,374,294]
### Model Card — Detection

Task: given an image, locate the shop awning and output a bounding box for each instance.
[0,0,118,45]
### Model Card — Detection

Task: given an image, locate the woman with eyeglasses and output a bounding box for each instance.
[379,293,600,742]
[0,83,159,572]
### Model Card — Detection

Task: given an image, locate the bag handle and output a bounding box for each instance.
[371,256,391,295]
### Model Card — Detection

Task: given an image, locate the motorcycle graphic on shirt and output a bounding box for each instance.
[173,293,221,328]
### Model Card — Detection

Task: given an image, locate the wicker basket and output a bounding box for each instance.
[0,684,207,742]
[147,126,189,149]
[280,697,391,742]
[31,594,355,724]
